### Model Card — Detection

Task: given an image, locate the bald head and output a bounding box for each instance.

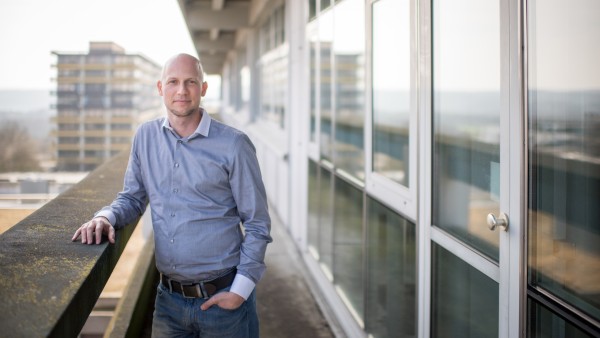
[157,53,208,120]
[161,53,204,83]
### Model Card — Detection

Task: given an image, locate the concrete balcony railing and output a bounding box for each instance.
[0,150,156,337]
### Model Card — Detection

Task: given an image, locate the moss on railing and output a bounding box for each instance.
[0,150,142,337]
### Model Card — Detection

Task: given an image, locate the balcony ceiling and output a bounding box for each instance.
[177,0,252,75]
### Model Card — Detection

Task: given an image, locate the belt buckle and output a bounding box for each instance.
[180,282,207,299]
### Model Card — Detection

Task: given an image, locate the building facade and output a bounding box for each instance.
[52,42,161,171]
[178,1,599,337]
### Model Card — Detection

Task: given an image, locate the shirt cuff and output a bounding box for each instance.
[94,210,116,227]
[230,274,255,300]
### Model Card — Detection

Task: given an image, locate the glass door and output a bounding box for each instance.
[428,0,517,336]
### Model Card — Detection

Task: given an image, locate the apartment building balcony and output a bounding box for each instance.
[110,116,134,123]
[53,115,81,123]
[52,130,81,137]
[56,143,81,151]
[83,116,107,123]
[82,144,105,151]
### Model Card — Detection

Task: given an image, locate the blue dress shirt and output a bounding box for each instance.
[96,109,272,299]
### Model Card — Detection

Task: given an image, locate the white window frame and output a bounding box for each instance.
[365,0,418,221]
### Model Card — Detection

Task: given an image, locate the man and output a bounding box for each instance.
[72,53,272,337]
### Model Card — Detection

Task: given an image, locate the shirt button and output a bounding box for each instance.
[170,239,174,243]
[171,213,175,217]
[173,188,178,193]
[174,163,179,168]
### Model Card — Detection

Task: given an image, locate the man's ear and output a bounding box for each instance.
[201,81,208,97]
[157,80,163,96]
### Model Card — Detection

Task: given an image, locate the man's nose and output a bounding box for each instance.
[176,83,187,94]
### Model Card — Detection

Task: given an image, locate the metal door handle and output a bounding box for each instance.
[487,212,509,231]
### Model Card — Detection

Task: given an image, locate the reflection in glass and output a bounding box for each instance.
[366,197,416,338]
[260,51,287,127]
[309,26,318,143]
[307,160,320,256]
[527,299,594,338]
[333,0,365,179]
[308,0,316,21]
[431,243,498,338]
[527,0,600,326]
[319,10,334,161]
[432,0,501,261]
[319,167,334,274]
[372,0,410,186]
[333,176,364,320]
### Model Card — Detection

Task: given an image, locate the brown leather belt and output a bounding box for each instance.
[161,268,236,299]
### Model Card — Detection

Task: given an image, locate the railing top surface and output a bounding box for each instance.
[0,150,136,337]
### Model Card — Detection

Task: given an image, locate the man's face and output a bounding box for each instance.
[157,55,207,118]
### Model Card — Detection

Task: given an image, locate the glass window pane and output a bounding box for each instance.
[527,298,595,338]
[431,243,498,338]
[320,167,334,273]
[372,0,411,186]
[309,27,318,143]
[432,0,501,261]
[333,176,364,320]
[527,0,600,324]
[333,0,365,179]
[307,160,320,256]
[366,197,416,338]
[319,10,334,161]
[309,0,316,21]
[258,6,287,127]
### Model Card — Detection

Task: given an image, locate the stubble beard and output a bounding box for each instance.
[169,106,198,118]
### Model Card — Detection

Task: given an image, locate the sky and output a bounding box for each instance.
[0,0,199,90]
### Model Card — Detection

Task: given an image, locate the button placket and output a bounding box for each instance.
[170,138,181,218]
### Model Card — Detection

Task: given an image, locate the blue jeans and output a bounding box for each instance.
[152,282,259,338]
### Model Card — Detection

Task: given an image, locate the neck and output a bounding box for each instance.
[168,108,202,138]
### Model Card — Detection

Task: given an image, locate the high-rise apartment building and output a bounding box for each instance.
[52,42,161,171]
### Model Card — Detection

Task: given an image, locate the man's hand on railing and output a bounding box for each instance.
[71,216,116,245]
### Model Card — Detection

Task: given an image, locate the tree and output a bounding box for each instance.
[0,121,41,172]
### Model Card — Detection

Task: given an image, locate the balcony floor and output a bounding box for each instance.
[257,210,335,338]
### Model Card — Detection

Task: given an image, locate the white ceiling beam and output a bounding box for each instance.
[194,34,235,52]
[212,0,225,10]
[187,2,249,30]
[210,28,220,40]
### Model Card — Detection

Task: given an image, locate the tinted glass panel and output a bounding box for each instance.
[527,298,595,338]
[307,160,320,256]
[366,197,416,338]
[319,10,334,161]
[431,243,498,338]
[527,0,600,324]
[333,176,364,320]
[333,0,365,178]
[372,0,410,186]
[309,26,318,143]
[432,0,501,261]
[319,167,334,274]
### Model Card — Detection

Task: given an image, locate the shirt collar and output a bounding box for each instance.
[161,107,212,140]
